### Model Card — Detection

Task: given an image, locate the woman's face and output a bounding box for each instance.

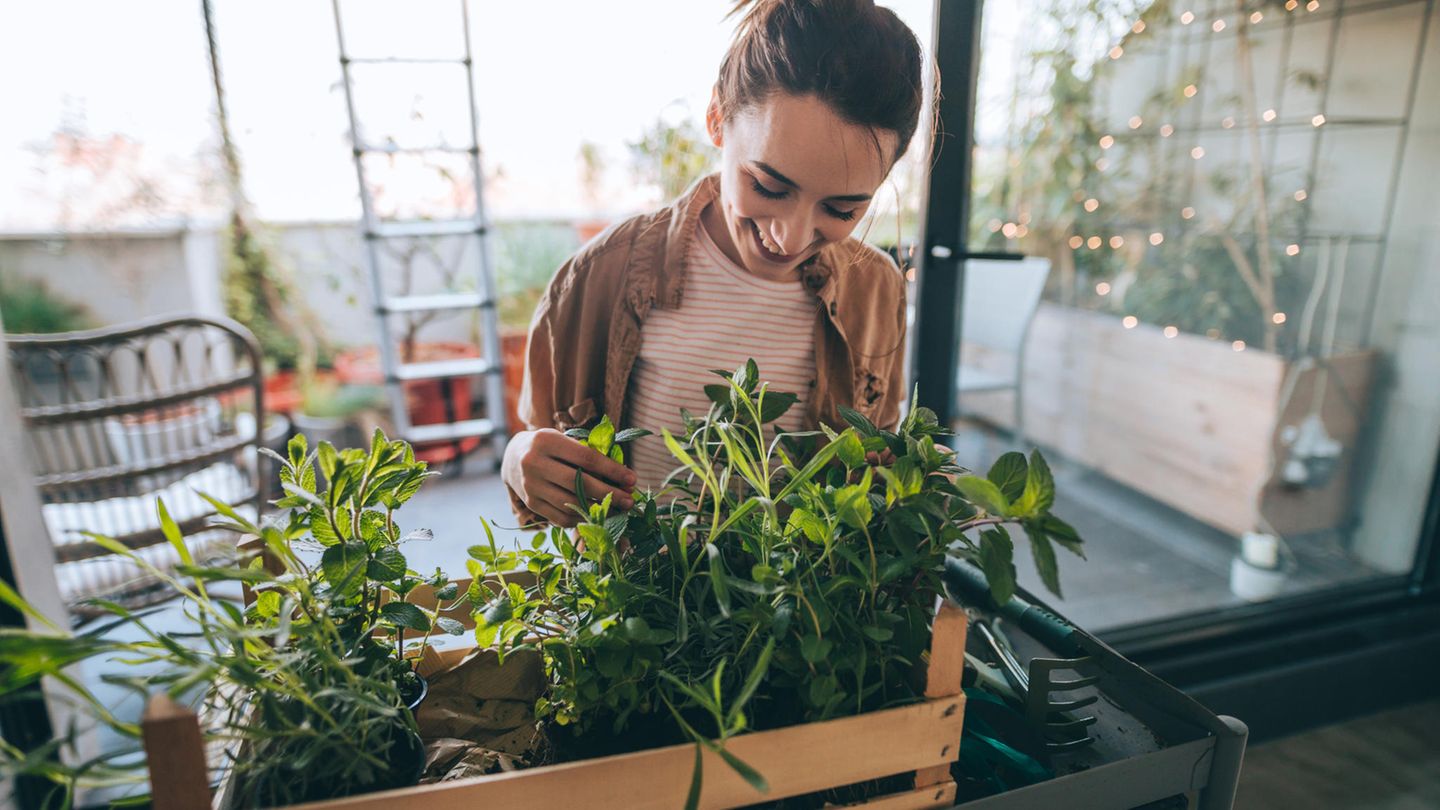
[705,92,898,279]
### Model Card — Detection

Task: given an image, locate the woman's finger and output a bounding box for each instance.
[548,435,636,488]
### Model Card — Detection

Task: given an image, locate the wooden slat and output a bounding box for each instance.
[913,598,967,795]
[835,781,958,810]
[142,694,212,810]
[290,697,964,810]
[961,303,1374,537]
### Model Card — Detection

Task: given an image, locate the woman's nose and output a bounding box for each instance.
[772,214,814,256]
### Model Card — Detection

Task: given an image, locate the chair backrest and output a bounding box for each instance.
[6,315,264,608]
[960,257,1052,353]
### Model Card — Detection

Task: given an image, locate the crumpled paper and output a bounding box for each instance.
[414,646,550,784]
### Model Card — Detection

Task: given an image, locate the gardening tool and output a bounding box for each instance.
[946,558,1100,752]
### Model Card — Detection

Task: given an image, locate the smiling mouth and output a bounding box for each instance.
[749,220,798,264]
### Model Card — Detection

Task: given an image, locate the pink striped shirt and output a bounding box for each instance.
[626,221,819,493]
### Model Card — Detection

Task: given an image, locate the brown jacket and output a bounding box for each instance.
[512,174,907,518]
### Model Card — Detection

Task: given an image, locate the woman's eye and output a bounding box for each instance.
[825,206,857,222]
[750,178,787,200]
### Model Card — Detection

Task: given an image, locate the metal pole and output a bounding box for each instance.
[914,0,985,425]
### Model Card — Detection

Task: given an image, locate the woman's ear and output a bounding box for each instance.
[705,88,724,147]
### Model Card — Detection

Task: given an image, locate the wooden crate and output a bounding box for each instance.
[961,303,1375,538]
[145,568,968,810]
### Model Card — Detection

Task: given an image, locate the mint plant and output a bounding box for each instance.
[465,361,1084,804]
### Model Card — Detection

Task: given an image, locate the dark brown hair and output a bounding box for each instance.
[715,0,926,163]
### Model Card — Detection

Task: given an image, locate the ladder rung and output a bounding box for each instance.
[404,418,496,444]
[379,293,491,314]
[355,143,477,155]
[392,357,495,382]
[367,220,484,239]
[344,56,470,65]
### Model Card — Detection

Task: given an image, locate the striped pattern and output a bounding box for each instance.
[626,222,819,493]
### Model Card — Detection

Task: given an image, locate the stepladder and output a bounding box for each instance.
[331,0,508,469]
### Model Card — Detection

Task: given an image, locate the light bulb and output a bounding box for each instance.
[1181,10,1195,24]
[1273,312,1288,324]
[1222,116,1236,129]
[1087,236,1102,249]
[1251,11,1264,22]
[1110,46,1125,60]
[1312,114,1326,127]
[1132,20,1146,33]
[1096,282,1112,295]
[1002,222,1018,238]
[1123,316,1139,329]
[1263,108,1277,121]
[1100,135,1115,149]
[1182,206,1196,219]
[1160,124,1175,137]
[1084,198,1100,212]
[1069,235,1084,249]
[1286,244,1301,256]
[1233,340,1246,351]
[1191,146,1206,159]
[1110,235,1125,248]
[1129,115,1144,129]
[1213,19,1226,31]
[1184,84,1198,98]
[1164,326,1179,338]
[1149,232,1165,245]
[1294,189,1308,201]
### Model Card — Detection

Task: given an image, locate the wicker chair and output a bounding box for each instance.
[6,315,265,616]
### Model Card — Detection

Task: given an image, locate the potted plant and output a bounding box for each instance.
[493,221,580,434]
[291,374,385,450]
[0,429,464,808]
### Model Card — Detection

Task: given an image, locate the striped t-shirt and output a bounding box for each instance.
[625,221,820,493]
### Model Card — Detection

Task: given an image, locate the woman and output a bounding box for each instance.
[504,0,927,527]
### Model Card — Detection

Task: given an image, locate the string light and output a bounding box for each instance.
[1307,0,1320,10]
[1110,46,1125,60]
[1222,116,1236,129]
[1251,11,1264,23]
[1286,243,1301,256]
[906,267,917,282]
[1087,236,1103,249]
[1095,157,1110,171]
[1182,206,1196,219]
[1312,114,1326,127]
[1191,146,1206,159]
[1263,108,1278,121]
[1002,222,1018,238]
[1132,20,1146,33]
[1272,312,1288,324]
[1212,19,1226,31]
[1110,235,1125,248]
[1180,10,1196,24]
[1096,282,1112,296]
[1149,232,1165,245]
[1164,326,1179,338]
[1160,124,1175,137]
[1084,198,1100,212]
[1129,115,1144,129]
[1016,224,1030,238]
[1286,0,1298,10]
[1233,340,1247,351]
[987,218,1003,232]
[1099,135,1115,149]
[1184,84,1198,98]
[1123,316,1139,329]
[1294,189,1308,201]
[1069,235,1084,249]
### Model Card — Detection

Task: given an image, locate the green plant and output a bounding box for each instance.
[493,222,579,332]
[0,429,464,808]
[0,274,94,334]
[466,361,1082,806]
[299,379,385,420]
[628,108,717,203]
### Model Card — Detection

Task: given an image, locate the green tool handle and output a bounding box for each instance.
[944,557,1083,657]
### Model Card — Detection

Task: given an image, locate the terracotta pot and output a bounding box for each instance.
[332,343,483,464]
[574,219,610,244]
[263,370,303,416]
[500,330,528,435]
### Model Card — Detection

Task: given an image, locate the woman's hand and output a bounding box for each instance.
[502,429,637,527]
